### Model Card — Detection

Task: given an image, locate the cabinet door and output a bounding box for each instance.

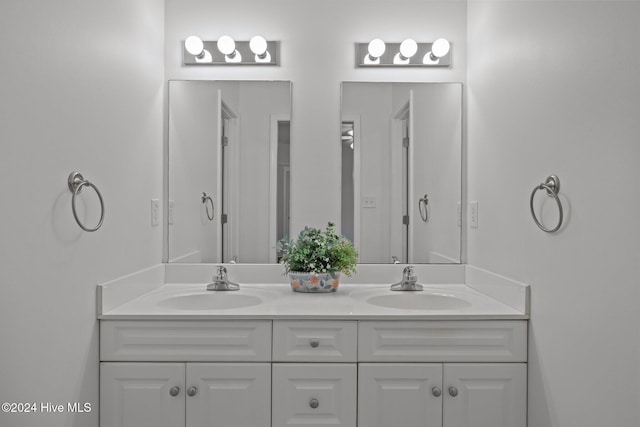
[358,363,443,427]
[186,363,271,427]
[443,363,526,427]
[100,362,185,427]
[272,363,357,427]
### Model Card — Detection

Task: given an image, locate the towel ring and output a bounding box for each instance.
[418,194,429,222]
[530,175,563,233]
[202,192,214,221]
[68,171,105,232]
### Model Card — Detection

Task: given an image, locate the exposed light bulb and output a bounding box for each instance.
[368,38,386,59]
[249,35,268,55]
[217,35,236,56]
[185,35,204,57]
[250,35,271,62]
[399,39,418,59]
[431,38,450,58]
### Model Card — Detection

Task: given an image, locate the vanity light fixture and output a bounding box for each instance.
[183,35,279,65]
[356,38,451,67]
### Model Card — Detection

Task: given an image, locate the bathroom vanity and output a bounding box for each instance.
[97,265,528,427]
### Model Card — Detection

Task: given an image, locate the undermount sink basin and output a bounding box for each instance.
[366,292,472,311]
[157,293,263,310]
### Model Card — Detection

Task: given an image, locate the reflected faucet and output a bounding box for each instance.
[391,266,423,291]
[207,266,240,291]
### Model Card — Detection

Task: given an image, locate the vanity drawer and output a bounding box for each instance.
[358,320,527,362]
[272,363,357,427]
[273,320,357,362]
[100,320,271,362]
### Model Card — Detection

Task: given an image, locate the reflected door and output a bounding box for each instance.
[391,92,413,264]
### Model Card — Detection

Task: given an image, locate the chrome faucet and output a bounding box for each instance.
[391,266,423,291]
[391,256,400,264]
[207,266,240,291]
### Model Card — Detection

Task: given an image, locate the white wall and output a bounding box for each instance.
[467,1,640,426]
[164,0,467,238]
[0,1,164,426]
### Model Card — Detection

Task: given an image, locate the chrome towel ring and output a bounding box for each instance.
[418,194,429,222]
[68,171,105,232]
[202,192,214,221]
[530,175,563,233]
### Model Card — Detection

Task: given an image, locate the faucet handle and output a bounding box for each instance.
[402,266,415,279]
[215,265,228,280]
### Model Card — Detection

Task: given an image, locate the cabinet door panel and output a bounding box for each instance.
[186,363,271,427]
[272,364,357,427]
[444,363,526,427]
[359,363,442,427]
[100,362,185,427]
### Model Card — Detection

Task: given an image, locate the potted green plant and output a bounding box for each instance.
[277,222,358,293]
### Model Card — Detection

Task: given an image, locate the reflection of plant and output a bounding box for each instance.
[277,223,358,277]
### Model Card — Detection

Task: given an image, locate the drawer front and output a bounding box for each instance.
[272,364,357,427]
[358,320,527,362]
[273,321,357,362]
[100,320,271,362]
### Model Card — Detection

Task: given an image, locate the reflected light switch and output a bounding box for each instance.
[363,196,377,209]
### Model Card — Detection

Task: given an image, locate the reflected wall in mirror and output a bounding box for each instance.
[341,82,462,264]
[168,80,292,263]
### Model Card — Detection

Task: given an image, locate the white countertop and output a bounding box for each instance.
[99,282,527,320]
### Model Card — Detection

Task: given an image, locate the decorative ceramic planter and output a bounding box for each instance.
[288,271,341,293]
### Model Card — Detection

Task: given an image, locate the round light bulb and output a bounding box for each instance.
[399,39,418,59]
[431,38,450,58]
[217,35,236,55]
[185,36,204,56]
[249,35,268,55]
[367,38,386,59]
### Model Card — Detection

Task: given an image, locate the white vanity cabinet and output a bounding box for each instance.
[357,320,528,427]
[272,320,358,427]
[100,362,270,427]
[358,363,526,427]
[99,320,272,427]
[99,319,527,427]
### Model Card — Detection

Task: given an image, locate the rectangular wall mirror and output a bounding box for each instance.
[168,80,292,263]
[341,82,462,264]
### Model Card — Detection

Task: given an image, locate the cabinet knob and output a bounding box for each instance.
[432,387,442,397]
[448,386,459,397]
[187,386,197,397]
[309,398,319,409]
[309,338,320,348]
[169,386,180,397]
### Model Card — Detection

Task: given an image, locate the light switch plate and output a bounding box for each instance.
[470,201,478,228]
[168,200,175,225]
[151,199,160,226]
[363,196,377,209]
